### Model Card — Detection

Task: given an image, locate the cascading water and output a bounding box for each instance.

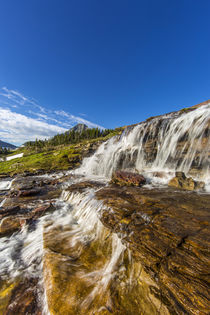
[0,178,14,208]
[0,178,14,191]
[1,176,146,314]
[78,104,210,186]
[41,185,160,314]
[1,104,209,314]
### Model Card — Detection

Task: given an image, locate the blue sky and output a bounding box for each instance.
[0,0,209,145]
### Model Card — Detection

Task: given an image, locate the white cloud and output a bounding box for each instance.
[0,87,105,145]
[0,87,31,106]
[0,108,67,145]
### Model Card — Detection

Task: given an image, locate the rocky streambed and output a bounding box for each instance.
[0,103,210,314]
[97,184,210,314]
[0,172,209,315]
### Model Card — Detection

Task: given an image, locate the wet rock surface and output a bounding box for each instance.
[168,171,205,191]
[66,179,105,193]
[3,278,41,315]
[0,174,63,235]
[111,170,146,187]
[42,206,168,315]
[0,172,209,315]
[0,216,23,236]
[96,185,210,315]
[3,175,62,208]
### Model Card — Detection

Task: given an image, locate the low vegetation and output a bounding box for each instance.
[0,127,123,175]
[24,128,115,151]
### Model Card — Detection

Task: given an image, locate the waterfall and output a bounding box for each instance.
[1,104,209,314]
[0,178,128,314]
[77,104,210,185]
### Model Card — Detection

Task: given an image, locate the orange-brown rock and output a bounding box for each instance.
[96,185,210,315]
[42,216,169,315]
[4,278,41,315]
[168,171,205,191]
[0,216,22,236]
[111,170,146,187]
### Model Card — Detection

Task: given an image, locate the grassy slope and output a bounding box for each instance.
[0,129,123,175]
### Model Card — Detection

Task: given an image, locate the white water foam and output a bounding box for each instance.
[0,178,14,191]
[62,188,126,309]
[77,104,210,189]
[0,198,6,207]
[0,178,125,313]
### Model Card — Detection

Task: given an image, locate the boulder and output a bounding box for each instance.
[111,170,146,187]
[0,203,57,237]
[168,171,205,190]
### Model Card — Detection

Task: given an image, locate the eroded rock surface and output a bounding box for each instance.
[0,171,209,314]
[96,185,210,314]
[42,207,168,315]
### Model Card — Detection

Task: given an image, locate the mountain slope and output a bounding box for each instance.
[70,123,88,133]
[0,140,17,149]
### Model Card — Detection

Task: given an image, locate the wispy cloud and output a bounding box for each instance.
[0,87,104,145]
[54,110,102,129]
[0,108,67,145]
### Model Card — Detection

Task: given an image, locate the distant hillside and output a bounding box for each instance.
[0,140,17,149]
[69,124,88,133]
[24,125,118,150]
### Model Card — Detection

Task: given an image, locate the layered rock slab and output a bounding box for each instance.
[42,188,168,315]
[96,185,210,315]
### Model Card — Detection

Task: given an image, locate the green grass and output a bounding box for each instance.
[0,129,123,175]
[0,148,80,175]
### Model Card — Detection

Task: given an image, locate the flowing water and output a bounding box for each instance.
[0,177,142,314]
[0,104,209,314]
[0,178,14,191]
[78,104,210,187]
